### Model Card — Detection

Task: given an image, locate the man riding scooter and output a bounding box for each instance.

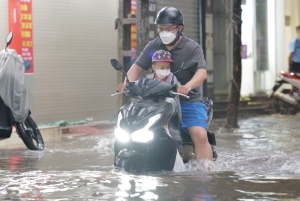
[118,6,213,161]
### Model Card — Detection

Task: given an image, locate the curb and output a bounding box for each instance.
[60,121,116,137]
[0,121,116,149]
[0,126,61,149]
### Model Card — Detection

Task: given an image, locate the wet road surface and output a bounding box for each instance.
[0,113,300,200]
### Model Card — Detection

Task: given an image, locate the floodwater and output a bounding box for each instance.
[0,113,300,200]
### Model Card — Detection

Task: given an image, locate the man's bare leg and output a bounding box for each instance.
[188,126,213,161]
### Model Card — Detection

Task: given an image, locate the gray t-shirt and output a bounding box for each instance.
[135,34,207,102]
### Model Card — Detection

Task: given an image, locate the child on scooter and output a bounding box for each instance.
[145,49,181,86]
[145,50,183,153]
[145,50,181,115]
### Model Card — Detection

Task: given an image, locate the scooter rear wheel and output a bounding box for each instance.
[274,98,298,115]
[16,115,44,150]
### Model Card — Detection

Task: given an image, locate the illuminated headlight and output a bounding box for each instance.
[129,114,160,143]
[114,127,130,143]
[131,130,153,143]
[114,114,161,143]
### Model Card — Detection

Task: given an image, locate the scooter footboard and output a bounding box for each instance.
[207,131,216,145]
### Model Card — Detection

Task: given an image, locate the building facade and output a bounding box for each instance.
[207,0,299,99]
[0,0,118,124]
[1,0,298,124]
[240,0,300,97]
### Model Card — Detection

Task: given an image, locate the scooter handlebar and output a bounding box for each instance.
[170,91,190,99]
[111,92,122,97]
[111,90,129,97]
[111,90,190,99]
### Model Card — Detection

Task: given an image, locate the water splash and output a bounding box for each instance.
[92,137,114,155]
[216,150,300,175]
[185,159,219,172]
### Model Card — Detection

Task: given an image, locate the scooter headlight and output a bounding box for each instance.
[114,114,161,143]
[131,130,153,143]
[114,127,130,143]
[130,114,161,143]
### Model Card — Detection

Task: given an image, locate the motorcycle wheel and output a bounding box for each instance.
[274,98,298,115]
[117,155,146,174]
[16,115,44,150]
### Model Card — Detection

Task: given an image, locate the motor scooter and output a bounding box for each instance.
[0,32,44,150]
[110,59,217,174]
[270,71,300,114]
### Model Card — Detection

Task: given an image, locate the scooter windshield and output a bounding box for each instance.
[128,78,174,98]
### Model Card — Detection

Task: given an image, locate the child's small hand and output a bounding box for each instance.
[177,85,191,95]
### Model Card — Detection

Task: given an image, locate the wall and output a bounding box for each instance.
[0,0,118,124]
[0,0,8,39]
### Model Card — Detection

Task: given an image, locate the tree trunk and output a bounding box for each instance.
[225,0,242,128]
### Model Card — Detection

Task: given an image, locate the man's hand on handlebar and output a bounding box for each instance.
[117,83,126,93]
[177,85,192,95]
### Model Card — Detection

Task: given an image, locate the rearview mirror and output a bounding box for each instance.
[110,58,123,71]
[110,58,129,83]
[5,31,13,50]
[181,60,198,71]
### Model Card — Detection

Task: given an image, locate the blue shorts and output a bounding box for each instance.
[181,102,208,135]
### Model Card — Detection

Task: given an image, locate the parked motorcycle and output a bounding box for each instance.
[0,32,44,150]
[270,71,300,114]
[110,58,217,174]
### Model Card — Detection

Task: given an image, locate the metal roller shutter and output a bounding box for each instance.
[212,0,231,94]
[32,0,118,123]
[0,0,8,40]
[1,0,118,124]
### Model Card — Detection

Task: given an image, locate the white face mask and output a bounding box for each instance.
[155,69,170,79]
[159,31,176,45]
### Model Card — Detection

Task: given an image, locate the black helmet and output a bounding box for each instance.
[154,7,184,26]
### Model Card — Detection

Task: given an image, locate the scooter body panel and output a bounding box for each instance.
[0,97,13,138]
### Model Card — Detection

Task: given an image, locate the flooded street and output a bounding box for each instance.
[1,114,300,200]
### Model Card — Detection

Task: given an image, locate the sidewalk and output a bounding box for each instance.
[61,121,116,138]
[0,121,116,149]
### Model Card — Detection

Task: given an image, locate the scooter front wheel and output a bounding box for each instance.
[274,98,298,115]
[116,155,146,174]
[16,115,44,150]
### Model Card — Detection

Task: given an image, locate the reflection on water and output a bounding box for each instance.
[2,169,299,200]
[0,114,300,200]
[115,175,159,200]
